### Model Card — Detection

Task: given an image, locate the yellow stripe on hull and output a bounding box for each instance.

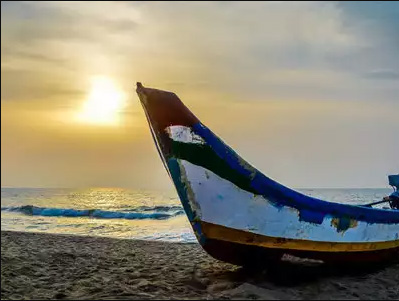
[200,221,399,252]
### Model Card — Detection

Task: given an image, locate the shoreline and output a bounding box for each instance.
[2,230,398,300]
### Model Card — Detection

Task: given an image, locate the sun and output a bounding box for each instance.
[76,76,126,126]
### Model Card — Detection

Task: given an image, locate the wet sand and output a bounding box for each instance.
[1,231,398,300]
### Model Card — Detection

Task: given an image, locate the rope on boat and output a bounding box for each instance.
[362,199,391,207]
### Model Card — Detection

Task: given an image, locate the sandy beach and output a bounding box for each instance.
[1,231,398,300]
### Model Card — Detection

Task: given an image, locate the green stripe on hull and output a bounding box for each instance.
[170,141,257,194]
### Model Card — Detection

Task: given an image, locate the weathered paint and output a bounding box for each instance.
[331,217,358,233]
[136,83,399,264]
[191,123,399,224]
[170,140,257,194]
[166,125,205,144]
[166,122,399,225]
[177,158,399,244]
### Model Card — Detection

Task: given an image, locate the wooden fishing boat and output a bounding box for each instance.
[136,82,399,265]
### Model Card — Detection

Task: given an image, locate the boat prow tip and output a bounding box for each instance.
[136,82,147,96]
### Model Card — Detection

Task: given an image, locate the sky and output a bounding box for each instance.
[1,1,398,190]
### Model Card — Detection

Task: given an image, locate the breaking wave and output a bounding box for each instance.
[1,205,184,220]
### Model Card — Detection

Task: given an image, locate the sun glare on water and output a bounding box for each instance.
[76,76,127,126]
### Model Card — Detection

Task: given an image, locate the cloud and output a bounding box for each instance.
[331,2,399,73]
[363,69,399,80]
[2,1,398,104]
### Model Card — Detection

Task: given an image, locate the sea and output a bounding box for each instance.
[1,188,393,243]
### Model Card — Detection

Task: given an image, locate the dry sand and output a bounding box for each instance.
[1,231,398,300]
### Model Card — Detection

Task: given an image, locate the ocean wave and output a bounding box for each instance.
[1,205,184,220]
[122,205,183,212]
